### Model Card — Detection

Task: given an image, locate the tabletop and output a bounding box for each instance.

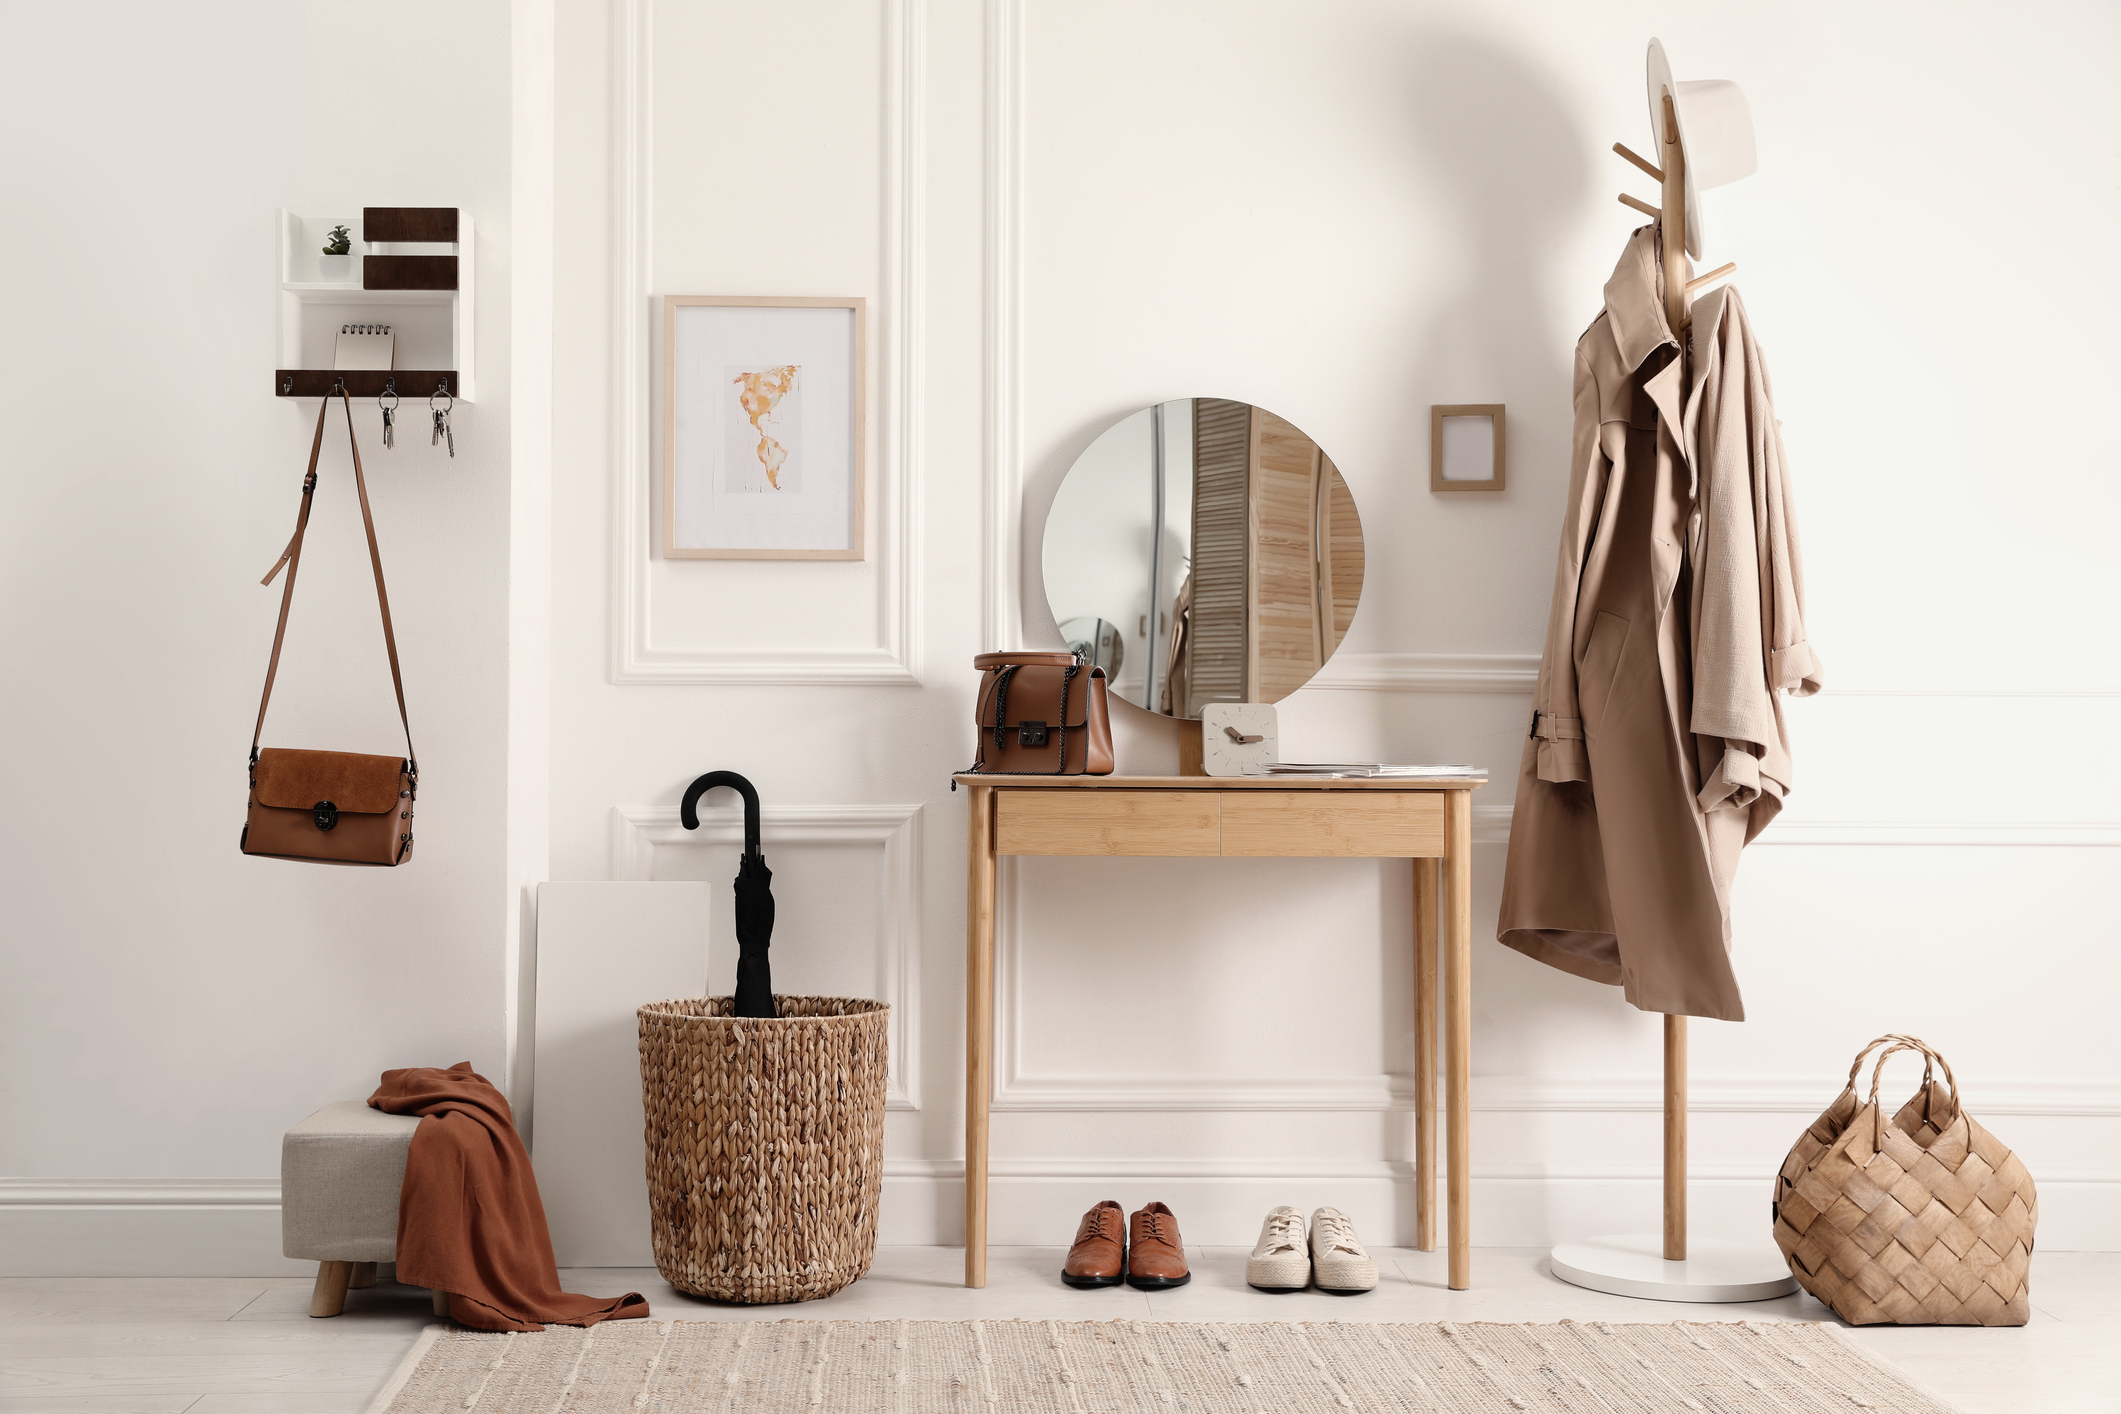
[952,773,1490,790]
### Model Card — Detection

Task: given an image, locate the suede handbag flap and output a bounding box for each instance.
[253,748,406,814]
[975,664,1100,729]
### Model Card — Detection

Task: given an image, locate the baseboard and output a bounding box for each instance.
[10,1167,2111,1275]
[0,1180,307,1277]
[877,1162,2121,1253]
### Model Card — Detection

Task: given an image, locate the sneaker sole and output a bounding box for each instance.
[1245,1256,1312,1292]
[1125,1272,1192,1290]
[1060,1272,1124,1289]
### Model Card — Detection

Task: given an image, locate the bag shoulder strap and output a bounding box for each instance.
[250,389,416,777]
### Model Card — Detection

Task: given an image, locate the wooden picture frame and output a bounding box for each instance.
[662,295,867,560]
[1429,404,1506,493]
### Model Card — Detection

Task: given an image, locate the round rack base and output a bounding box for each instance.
[1550,1234,1800,1303]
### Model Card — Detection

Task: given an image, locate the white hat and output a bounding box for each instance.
[1644,38,1757,259]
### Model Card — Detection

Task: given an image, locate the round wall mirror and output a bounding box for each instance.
[1041,398,1364,719]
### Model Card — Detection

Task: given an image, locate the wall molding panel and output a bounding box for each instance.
[608,0,925,684]
[609,804,924,1110]
[981,0,1023,652]
[989,1067,2121,1117]
[1309,652,1540,692]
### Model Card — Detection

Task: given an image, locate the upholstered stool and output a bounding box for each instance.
[281,1101,445,1318]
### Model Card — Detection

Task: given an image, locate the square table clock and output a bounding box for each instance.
[1200,703,1279,777]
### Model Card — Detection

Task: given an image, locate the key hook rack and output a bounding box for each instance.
[274,206,473,403]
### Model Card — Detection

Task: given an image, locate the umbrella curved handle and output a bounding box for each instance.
[680,771,762,859]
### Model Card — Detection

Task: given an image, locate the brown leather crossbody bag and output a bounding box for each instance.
[241,390,417,866]
[962,651,1113,777]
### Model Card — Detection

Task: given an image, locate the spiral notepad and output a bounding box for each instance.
[333,323,395,371]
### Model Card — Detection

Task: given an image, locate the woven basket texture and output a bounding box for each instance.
[1774,1035,2036,1326]
[638,995,889,1305]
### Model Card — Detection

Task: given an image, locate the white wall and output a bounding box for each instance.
[6,0,2117,1275]
[0,1,525,1272]
[551,0,2121,1254]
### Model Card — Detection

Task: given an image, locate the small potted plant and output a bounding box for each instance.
[319,225,356,282]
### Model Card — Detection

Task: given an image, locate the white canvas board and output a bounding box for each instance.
[669,303,858,554]
[1439,413,1496,481]
[531,881,711,1268]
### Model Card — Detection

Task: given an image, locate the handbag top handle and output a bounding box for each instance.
[250,389,416,775]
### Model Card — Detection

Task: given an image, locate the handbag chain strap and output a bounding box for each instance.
[250,388,416,782]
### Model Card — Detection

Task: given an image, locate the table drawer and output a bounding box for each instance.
[995,790,1221,856]
[1219,790,1445,857]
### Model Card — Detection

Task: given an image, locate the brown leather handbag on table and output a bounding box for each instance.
[961,651,1113,777]
[241,389,417,866]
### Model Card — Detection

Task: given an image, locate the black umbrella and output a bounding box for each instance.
[681,771,776,1019]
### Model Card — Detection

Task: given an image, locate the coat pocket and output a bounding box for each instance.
[1577,610,1631,739]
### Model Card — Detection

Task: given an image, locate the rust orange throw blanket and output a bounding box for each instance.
[369,1062,649,1333]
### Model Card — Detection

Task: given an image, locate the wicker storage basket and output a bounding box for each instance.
[637,995,889,1304]
[1774,1035,2036,1325]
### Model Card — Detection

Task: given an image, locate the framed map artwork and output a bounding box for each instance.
[662,295,866,559]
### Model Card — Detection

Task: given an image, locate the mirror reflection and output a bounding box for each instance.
[1042,399,1364,719]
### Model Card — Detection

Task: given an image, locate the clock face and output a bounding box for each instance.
[1200,703,1279,777]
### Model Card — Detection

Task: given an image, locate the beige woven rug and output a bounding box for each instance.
[366,1317,1960,1412]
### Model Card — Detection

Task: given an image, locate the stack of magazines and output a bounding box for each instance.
[1262,763,1487,778]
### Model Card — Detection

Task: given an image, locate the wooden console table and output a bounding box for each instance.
[956,772,1484,1290]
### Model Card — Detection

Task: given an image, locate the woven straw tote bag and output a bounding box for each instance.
[1773,1035,2036,1325]
[637,996,889,1304]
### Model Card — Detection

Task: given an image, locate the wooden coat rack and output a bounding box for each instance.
[1547,88,1794,1302]
[1618,92,1717,1267]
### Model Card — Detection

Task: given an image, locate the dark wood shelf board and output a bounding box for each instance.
[275,370,459,398]
[363,207,459,243]
[363,255,457,291]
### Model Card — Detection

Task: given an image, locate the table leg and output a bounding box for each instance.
[1412,856,1439,1253]
[1443,788,1473,1290]
[965,784,996,1289]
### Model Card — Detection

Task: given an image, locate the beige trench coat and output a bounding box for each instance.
[1496,226,1821,1022]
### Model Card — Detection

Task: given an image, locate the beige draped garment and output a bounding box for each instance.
[1497,226,1821,1022]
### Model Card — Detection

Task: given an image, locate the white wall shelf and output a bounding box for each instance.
[274,207,474,400]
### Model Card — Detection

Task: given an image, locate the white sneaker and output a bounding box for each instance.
[1244,1205,1310,1291]
[1308,1207,1378,1293]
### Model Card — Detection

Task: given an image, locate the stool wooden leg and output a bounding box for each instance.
[432,1289,451,1319]
[309,1261,354,1318]
[349,1262,377,1289]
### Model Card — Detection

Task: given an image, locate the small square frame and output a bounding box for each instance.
[1430,404,1506,492]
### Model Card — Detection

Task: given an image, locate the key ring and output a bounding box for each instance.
[428,385,453,417]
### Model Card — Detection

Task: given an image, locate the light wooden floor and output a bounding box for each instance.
[3,1247,2114,1413]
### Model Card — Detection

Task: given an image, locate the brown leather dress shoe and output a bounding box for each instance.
[1126,1201,1191,1289]
[1062,1200,1126,1288]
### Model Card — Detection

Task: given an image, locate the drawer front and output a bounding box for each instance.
[1219,790,1445,857]
[995,790,1221,856]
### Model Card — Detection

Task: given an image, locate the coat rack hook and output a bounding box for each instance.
[1684,262,1738,295]
[331,377,346,397]
[1612,142,1663,182]
[281,376,294,395]
[1618,192,1661,219]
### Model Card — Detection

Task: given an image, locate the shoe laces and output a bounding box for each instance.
[1140,1211,1175,1248]
[1314,1209,1362,1255]
[1262,1208,1304,1254]
[1078,1207,1118,1243]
